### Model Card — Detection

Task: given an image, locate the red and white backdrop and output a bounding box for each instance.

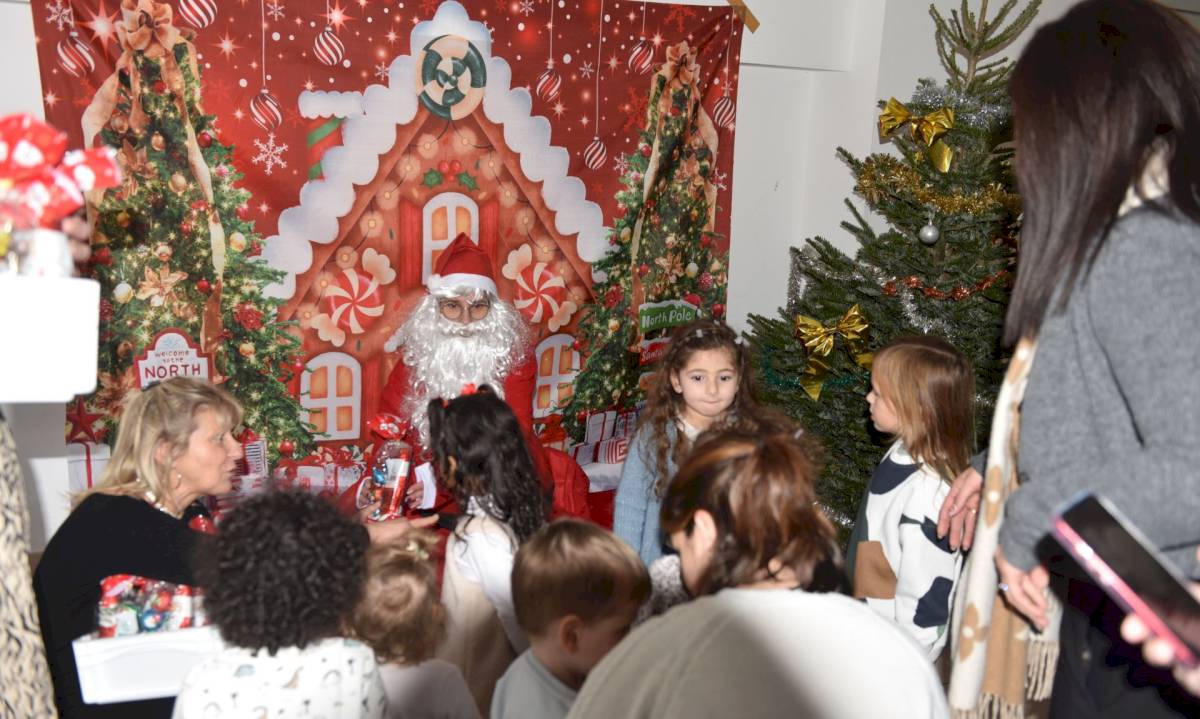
[32,0,743,479]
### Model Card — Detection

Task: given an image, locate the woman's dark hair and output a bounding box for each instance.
[1005,0,1200,344]
[427,386,547,543]
[198,490,370,655]
[639,319,756,497]
[660,424,846,596]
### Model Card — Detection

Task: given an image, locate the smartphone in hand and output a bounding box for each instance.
[1053,492,1200,667]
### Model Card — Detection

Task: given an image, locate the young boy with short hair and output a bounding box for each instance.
[491,519,651,719]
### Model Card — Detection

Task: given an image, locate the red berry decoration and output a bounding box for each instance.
[197,131,213,148]
[450,160,462,173]
[572,339,583,352]
[180,221,192,234]
[882,280,897,296]
[278,439,295,457]
[437,160,450,174]
[196,278,212,294]
[711,303,725,318]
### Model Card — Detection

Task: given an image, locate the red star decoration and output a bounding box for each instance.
[66,397,106,443]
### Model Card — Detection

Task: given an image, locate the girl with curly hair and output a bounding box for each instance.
[613,320,756,566]
[173,490,385,718]
[426,386,548,715]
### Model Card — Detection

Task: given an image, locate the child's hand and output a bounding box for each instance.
[405,481,425,508]
[357,502,438,544]
[937,467,982,551]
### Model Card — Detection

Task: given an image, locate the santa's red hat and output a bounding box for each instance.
[426,233,497,296]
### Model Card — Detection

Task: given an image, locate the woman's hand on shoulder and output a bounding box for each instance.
[937,466,983,551]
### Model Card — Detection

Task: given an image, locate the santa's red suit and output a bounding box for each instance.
[337,234,588,520]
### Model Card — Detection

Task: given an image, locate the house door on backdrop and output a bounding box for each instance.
[423,192,480,283]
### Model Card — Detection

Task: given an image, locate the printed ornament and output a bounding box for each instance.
[57,32,95,78]
[584,137,607,170]
[323,267,383,334]
[627,39,654,75]
[713,94,736,130]
[417,34,487,121]
[250,89,283,132]
[536,67,561,103]
[314,27,345,67]
[502,244,572,327]
[178,0,218,28]
[113,281,133,303]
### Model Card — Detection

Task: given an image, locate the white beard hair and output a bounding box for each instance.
[384,290,530,448]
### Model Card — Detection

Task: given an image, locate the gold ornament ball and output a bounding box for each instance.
[111,114,129,134]
[113,282,134,304]
[239,342,256,358]
[685,261,699,278]
[154,243,172,262]
[169,173,188,194]
[116,211,132,228]
[229,231,247,252]
[607,318,620,333]
[151,133,165,151]
[619,226,632,243]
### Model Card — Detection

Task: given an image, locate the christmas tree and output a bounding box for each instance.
[78,7,313,460]
[563,42,730,441]
[745,0,1040,527]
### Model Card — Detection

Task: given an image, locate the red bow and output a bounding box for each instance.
[460,383,478,396]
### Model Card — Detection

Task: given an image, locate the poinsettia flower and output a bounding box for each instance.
[501,244,533,280]
[312,312,346,347]
[234,302,264,331]
[375,180,400,210]
[548,299,578,333]
[136,266,187,307]
[359,211,385,238]
[361,248,396,285]
[94,367,138,417]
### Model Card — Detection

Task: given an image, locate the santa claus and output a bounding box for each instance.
[339,233,587,518]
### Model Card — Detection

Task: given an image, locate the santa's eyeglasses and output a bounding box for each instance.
[438,297,491,321]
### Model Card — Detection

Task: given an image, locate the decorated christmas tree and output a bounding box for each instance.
[76,3,312,460]
[745,0,1040,527]
[563,42,730,440]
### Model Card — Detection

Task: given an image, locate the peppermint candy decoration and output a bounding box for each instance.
[314,27,344,67]
[323,268,383,334]
[57,32,95,78]
[713,94,736,130]
[250,89,283,132]
[513,261,568,325]
[417,34,487,121]
[583,136,607,171]
[178,0,218,29]
[535,67,561,103]
[627,39,654,75]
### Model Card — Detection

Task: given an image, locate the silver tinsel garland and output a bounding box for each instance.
[910,80,1009,131]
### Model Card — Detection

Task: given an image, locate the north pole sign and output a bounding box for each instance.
[133,330,215,388]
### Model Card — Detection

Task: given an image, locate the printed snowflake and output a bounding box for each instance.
[663,6,697,33]
[266,1,285,20]
[252,133,289,176]
[580,61,595,79]
[374,62,389,81]
[45,0,74,31]
[614,154,630,175]
[711,168,728,192]
[518,0,535,16]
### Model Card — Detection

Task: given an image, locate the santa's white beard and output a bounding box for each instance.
[386,293,530,448]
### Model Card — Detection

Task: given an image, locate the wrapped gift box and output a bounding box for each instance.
[72,626,225,704]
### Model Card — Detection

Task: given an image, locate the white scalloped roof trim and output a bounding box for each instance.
[262,0,607,299]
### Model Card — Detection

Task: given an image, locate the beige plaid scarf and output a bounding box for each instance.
[948,339,1063,718]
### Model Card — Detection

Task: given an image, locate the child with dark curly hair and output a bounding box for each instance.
[349,534,479,719]
[427,386,548,716]
[173,490,385,718]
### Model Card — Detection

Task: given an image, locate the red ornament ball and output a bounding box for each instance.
[711,303,725,318]
[572,339,583,353]
[684,292,702,307]
[153,80,167,94]
[450,160,462,173]
[278,439,295,457]
[638,263,650,276]
[91,247,112,266]
[198,131,213,148]
[576,410,588,423]
[698,272,714,290]
[196,279,212,294]
[639,144,652,158]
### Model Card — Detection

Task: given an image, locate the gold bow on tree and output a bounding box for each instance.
[878,97,955,173]
[792,304,874,401]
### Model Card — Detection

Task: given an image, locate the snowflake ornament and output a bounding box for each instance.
[252,133,288,175]
[266,1,285,20]
[373,62,389,81]
[580,61,595,79]
[614,154,630,175]
[712,168,728,192]
[518,0,535,16]
[45,0,74,31]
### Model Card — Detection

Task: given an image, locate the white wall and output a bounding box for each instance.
[0,0,1156,548]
